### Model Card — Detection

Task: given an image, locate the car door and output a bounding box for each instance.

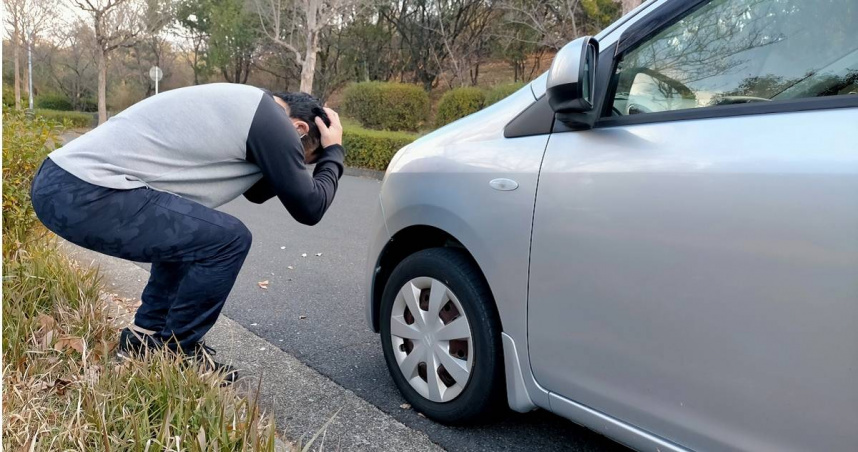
[527,1,858,451]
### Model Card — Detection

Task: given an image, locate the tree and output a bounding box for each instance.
[432,0,499,87]
[177,0,260,84]
[37,21,99,110]
[378,0,450,90]
[254,0,365,93]
[72,0,169,123]
[208,0,260,83]
[176,1,210,84]
[3,0,58,109]
[501,0,619,50]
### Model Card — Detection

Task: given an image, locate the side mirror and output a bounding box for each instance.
[546,36,599,116]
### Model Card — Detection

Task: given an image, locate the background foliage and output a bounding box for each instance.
[342,123,418,171]
[435,87,486,127]
[342,82,430,132]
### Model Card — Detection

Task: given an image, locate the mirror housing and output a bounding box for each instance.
[546,36,599,124]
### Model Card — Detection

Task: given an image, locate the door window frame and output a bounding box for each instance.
[593,0,858,129]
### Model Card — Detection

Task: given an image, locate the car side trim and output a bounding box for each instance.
[548,393,689,452]
[503,95,554,138]
[596,96,858,128]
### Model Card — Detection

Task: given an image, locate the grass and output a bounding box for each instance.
[2,234,279,451]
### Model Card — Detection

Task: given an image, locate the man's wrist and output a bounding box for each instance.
[323,143,345,154]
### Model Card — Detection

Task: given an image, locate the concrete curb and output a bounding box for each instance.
[61,242,444,452]
[344,167,384,181]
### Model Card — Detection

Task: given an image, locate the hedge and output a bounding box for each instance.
[36,93,74,111]
[485,82,526,106]
[342,123,417,171]
[35,109,95,128]
[342,82,429,132]
[435,87,486,127]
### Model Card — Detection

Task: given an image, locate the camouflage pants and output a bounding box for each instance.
[31,158,252,349]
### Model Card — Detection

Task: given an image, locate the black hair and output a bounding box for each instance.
[272,91,330,153]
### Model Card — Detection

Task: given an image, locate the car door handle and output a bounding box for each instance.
[489,178,519,191]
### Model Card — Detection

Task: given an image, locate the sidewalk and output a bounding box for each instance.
[62,242,443,452]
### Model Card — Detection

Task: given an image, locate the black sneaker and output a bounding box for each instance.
[117,327,162,360]
[169,341,239,384]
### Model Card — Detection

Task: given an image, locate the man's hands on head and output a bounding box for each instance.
[315,107,343,148]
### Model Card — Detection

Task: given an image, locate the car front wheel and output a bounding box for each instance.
[380,247,505,423]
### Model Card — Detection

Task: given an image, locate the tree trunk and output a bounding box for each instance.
[13,26,21,110]
[299,31,319,94]
[97,49,108,124]
[21,36,29,98]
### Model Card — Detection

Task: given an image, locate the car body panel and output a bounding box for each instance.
[528,108,858,451]
[375,85,555,408]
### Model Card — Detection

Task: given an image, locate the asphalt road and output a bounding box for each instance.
[212,175,627,452]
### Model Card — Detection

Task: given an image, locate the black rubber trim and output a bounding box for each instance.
[504,95,554,138]
[616,0,708,55]
[596,94,858,128]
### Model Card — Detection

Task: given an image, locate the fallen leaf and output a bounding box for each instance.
[37,314,56,332]
[90,340,117,363]
[417,413,426,418]
[287,266,294,270]
[40,329,54,350]
[55,336,85,354]
[258,280,269,289]
[299,315,307,320]
[400,403,411,410]
[54,377,73,395]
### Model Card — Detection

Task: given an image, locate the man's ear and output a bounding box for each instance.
[290,119,310,136]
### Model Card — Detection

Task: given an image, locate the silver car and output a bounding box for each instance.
[364,0,858,450]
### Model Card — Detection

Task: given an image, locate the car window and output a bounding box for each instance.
[608,0,858,117]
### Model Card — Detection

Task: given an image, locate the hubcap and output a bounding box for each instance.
[390,277,474,403]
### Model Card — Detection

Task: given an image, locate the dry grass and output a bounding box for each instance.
[2,233,278,451]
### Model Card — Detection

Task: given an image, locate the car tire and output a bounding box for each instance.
[380,247,506,424]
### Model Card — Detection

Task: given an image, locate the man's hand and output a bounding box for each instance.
[316,107,343,148]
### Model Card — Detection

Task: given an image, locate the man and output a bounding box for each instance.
[30,83,345,382]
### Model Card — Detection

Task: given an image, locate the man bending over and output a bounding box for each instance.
[31,84,345,382]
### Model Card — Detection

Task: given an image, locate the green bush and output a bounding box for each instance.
[79,97,98,112]
[342,123,417,171]
[2,84,30,108]
[36,92,74,111]
[435,87,486,127]
[36,109,94,128]
[485,82,526,106]
[342,82,429,132]
[2,110,63,249]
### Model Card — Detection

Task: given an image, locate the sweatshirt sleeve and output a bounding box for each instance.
[242,176,277,204]
[245,93,345,225]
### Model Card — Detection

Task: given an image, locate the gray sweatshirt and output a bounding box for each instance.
[48,83,345,225]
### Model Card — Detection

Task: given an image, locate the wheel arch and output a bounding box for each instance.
[369,225,500,333]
